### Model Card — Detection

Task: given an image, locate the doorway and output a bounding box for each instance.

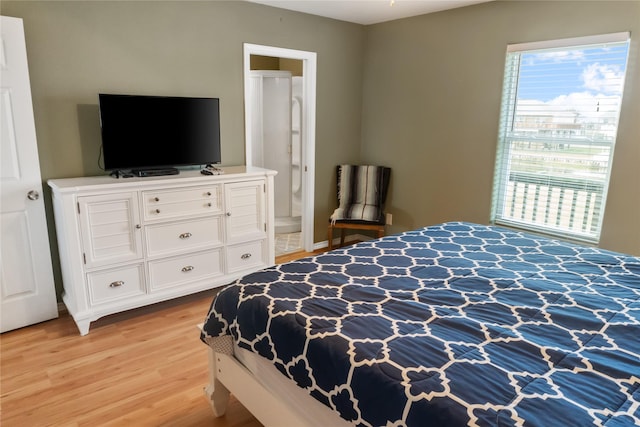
[243,44,317,254]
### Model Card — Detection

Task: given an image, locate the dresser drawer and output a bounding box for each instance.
[226,240,266,274]
[148,249,223,291]
[142,185,222,221]
[145,216,223,257]
[87,264,145,306]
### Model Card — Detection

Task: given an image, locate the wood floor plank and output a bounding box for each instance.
[0,291,256,427]
[1,249,321,426]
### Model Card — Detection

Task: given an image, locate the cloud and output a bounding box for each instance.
[518,92,622,119]
[581,63,625,94]
[525,50,585,66]
[549,92,620,115]
[534,50,585,62]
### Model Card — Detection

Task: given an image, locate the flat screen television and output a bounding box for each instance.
[98,94,221,174]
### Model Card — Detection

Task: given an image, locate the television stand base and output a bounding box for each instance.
[132,168,179,177]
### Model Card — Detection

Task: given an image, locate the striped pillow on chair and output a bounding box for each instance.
[330,165,391,224]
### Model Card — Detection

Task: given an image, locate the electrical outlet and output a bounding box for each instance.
[386,213,392,225]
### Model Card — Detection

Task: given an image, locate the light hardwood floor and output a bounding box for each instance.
[1,249,319,427]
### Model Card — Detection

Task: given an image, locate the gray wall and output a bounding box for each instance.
[1,0,366,296]
[362,0,640,255]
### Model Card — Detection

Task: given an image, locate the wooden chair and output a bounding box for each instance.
[328,165,391,250]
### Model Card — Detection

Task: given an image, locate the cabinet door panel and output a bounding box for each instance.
[225,180,266,244]
[78,192,143,269]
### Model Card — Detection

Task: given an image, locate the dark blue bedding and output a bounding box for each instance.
[201,222,640,426]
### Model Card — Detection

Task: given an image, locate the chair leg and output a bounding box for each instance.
[328,225,334,250]
[377,227,385,239]
[340,228,345,248]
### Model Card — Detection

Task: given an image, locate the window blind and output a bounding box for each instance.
[491,33,630,243]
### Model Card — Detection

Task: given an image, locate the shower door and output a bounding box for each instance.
[248,71,302,234]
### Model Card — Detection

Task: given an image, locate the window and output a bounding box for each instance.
[491,33,630,243]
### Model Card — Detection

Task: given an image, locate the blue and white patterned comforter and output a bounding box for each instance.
[201,222,640,426]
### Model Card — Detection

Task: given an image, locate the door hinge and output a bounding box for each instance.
[77,202,80,214]
[83,253,86,264]
[263,183,266,193]
[264,223,266,232]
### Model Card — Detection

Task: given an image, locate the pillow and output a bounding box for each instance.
[330,165,390,224]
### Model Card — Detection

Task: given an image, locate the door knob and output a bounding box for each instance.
[27,190,40,200]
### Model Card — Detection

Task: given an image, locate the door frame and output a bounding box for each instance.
[243,43,317,253]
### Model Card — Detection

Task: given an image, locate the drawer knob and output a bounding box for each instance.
[206,191,212,196]
[109,281,124,288]
[155,209,161,214]
[154,197,160,202]
[226,212,231,216]
[136,224,141,229]
[179,232,192,239]
[182,265,194,272]
[241,253,252,260]
[207,202,212,207]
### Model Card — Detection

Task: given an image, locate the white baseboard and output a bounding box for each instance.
[315,233,371,251]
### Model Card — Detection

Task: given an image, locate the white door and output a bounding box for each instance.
[0,16,58,333]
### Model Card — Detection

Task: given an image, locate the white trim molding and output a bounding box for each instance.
[243,43,317,253]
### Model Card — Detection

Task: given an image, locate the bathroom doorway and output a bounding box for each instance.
[243,44,317,255]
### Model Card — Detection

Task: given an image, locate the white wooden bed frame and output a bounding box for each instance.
[205,347,311,426]
[201,331,351,426]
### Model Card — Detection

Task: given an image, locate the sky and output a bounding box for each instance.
[516,43,629,107]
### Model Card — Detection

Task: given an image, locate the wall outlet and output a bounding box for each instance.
[386,213,392,225]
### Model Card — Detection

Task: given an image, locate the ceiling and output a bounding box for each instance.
[247,0,493,25]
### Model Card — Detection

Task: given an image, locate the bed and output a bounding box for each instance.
[200,221,640,426]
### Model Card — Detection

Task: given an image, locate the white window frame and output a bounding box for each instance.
[491,32,631,244]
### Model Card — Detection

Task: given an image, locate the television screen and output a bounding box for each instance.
[98,94,221,171]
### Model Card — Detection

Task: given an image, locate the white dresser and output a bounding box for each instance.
[48,166,276,335]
